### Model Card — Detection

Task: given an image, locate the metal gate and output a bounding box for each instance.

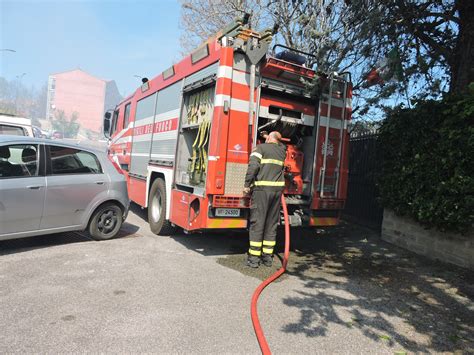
[344,132,383,230]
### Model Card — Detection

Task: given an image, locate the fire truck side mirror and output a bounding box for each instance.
[103,111,112,139]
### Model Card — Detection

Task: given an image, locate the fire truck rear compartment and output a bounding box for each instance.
[257,87,317,199]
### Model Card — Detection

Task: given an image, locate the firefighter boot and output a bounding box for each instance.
[247,254,260,268]
[261,253,273,267]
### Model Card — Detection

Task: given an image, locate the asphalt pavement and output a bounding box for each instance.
[1,204,472,354]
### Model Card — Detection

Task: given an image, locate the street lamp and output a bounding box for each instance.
[0,49,16,52]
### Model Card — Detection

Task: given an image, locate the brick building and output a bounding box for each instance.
[46,69,122,134]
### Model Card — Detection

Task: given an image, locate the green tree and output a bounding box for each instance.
[180,0,473,117]
[0,77,48,118]
[180,0,270,52]
[52,110,80,138]
[344,0,472,95]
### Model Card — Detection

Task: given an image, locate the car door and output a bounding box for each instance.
[40,144,108,229]
[0,143,45,237]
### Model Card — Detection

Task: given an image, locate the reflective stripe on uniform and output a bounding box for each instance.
[250,152,262,160]
[250,241,262,247]
[262,248,274,254]
[249,249,262,256]
[263,240,276,246]
[260,158,284,166]
[254,181,285,186]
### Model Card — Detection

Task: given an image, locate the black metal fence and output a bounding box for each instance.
[344,132,384,230]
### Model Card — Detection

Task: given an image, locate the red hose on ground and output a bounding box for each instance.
[250,195,290,355]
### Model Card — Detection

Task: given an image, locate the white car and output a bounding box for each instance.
[0,115,34,137]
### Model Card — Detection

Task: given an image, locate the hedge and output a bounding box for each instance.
[378,90,474,233]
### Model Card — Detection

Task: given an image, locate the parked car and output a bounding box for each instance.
[0,115,34,137]
[52,131,64,139]
[32,126,44,138]
[0,136,129,241]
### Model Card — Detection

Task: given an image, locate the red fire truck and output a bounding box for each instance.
[104,19,352,235]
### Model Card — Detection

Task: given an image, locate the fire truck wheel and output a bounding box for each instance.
[87,203,123,240]
[148,178,175,235]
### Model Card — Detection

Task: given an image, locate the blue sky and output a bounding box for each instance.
[1,0,182,96]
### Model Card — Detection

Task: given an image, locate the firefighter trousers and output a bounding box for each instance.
[248,189,282,257]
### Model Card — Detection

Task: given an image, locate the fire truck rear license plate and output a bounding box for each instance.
[215,208,240,217]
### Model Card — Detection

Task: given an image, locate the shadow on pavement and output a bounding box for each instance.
[130,201,249,257]
[0,222,140,256]
[278,223,474,353]
[131,201,474,352]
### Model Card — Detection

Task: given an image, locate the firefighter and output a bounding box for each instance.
[243,131,286,268]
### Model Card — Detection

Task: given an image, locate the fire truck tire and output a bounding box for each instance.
[148,178,175,235]
[87,202,123,241]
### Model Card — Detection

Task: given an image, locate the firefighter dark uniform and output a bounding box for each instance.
[244,140,286,267]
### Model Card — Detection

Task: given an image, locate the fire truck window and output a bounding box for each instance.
[135,93,156,121]
[124,103,131,129]
[112,109,119,134]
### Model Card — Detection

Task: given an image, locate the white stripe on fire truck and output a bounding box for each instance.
[131,108,180,127]
[217,65,252,86]
[150,153,174,159]
[110,122,133,144]
[319,116,348,130]
[218,65,351,110]
[134,115,155,126]
[320,95,347,109]
[155,108,180,121]
[132,130,178,142]
[217,66,233,79]
[113,136,132,145]
[346,97,352,108]
[214,94,251,113]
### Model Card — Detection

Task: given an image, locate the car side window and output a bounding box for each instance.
[49,145,102,175]
[0,124,26,136]
[0,144,39,178]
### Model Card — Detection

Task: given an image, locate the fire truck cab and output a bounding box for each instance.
[105,18,352,235]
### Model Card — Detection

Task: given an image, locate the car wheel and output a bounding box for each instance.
[88,203,123,240]
[148,178,175,235]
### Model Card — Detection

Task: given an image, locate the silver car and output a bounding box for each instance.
[0,136,129,241]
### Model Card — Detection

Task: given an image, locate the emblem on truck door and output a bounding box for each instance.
[321,140,334,157]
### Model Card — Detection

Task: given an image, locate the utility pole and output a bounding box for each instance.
[14,73,26,114]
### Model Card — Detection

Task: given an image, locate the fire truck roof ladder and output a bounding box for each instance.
[334,78,348,197]
[319,73,334,198]
[319,73,350,199]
